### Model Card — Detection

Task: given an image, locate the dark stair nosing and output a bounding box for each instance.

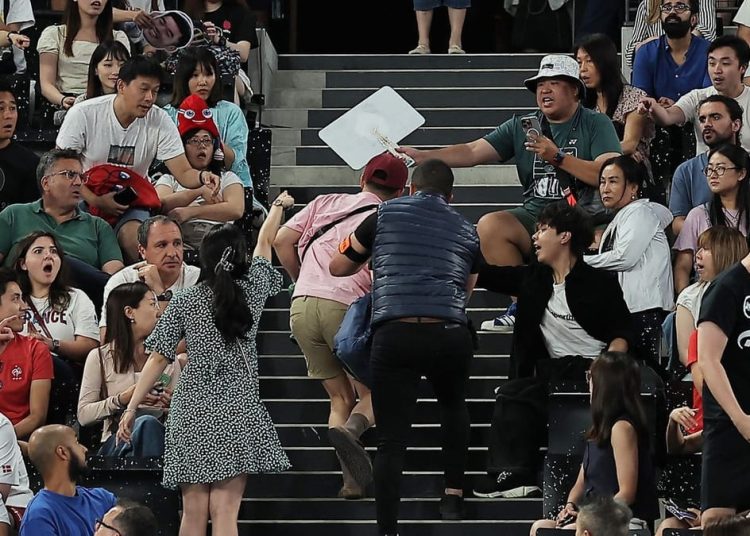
[278,53,547,71]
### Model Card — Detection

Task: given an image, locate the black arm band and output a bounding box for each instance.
[342,243,370,263]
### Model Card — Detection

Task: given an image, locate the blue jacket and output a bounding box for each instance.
[370,191,480,326]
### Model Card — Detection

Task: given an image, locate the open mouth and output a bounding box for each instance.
[541,97,554,105]
[713,77,725,84]
[197,151,208,159]
[90,0,102,8]
[42,261,54,274]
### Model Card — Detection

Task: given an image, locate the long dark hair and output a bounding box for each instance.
[170,47,223,107]
[574,33,624,119]
[706,143,750,236]
[63,0,115,58]
[14,232,72,312]
[704,516,750,536]
[86,40,130,99]
[587,352,649,448]
[182,0,248,20]
[104,282,151,374]
[199,223,253,341]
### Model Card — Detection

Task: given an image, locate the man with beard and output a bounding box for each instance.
[20,425,116,536]
[639,35,750,154]
[670,95,743,236]
[632,0,710,104]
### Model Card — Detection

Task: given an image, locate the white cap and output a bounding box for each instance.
[524,54,585,97]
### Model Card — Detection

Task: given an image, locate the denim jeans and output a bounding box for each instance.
[98,414,165,458]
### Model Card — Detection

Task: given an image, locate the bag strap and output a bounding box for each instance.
[26,299,53,340]
[98,346,120,434]
[299,204,378,263]
[539,112,578,207]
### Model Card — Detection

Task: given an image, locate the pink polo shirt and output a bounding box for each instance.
[284,191,381,306]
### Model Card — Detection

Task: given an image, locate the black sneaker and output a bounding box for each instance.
[439,494,464,520]
[472,471,541,498]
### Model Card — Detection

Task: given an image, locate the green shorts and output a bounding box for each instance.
[505,205,538,238]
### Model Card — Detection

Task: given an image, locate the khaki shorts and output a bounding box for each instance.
[290,296,349,380]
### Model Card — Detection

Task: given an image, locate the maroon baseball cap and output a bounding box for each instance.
[362,152,408,190]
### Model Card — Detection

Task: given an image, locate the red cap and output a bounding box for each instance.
[362,152,408,190]
[176,94,220,139]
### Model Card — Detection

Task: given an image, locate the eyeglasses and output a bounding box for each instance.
[704,165,740,177]
[660,2,690,13]
[94,518,122,535]
[44,170,89,183]
[185,137,213,148]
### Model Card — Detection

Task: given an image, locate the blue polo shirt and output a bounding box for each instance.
[632,34,711,101]
[669,152,712,218]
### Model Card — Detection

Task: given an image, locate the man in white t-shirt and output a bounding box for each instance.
[99,215,200,339]
[56,56,220,264]
[0,411,33,532]
[735,0,750,55]
[639,35,750,154]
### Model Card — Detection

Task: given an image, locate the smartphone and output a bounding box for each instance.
[521,114,543,140]
[113,186,138,205]
[664,500,698,522]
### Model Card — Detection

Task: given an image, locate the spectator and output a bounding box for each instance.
[625,0,715,68]
[704,516,750,536]
[74,40,131,105]
[37,0,131,115]
[156,95,245,250]
[399,55,621,331]
[735,0,750,55]
[56,56,221,263]
[0,149,124,307]
[273,152,408,500]
[471,203,633,498]
[0,411,33,534]
[639,35,750,155]
[671,95,743,236]
[530,352,659,534]
[20,425,116,536]
[632,0,710,103]
[0,268,54,441]
[585,156,673,369]
[163,47,252,188]
[94,499,157,536]
[575,34,657,200]
[0,0,34,74]
[79,282,177,457]
[100,216,200,338]
[117,208,293,534]
[407,0,469,55]
[673,143,750,294]
[329,160,482,529]
[574,496,633,536]
[0,79,40,211]
[112,0,163,50]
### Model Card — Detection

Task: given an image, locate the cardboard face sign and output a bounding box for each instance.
[143,11,194,51]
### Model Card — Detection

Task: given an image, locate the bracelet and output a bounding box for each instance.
[122,408,136,414]
[60,95,66,106]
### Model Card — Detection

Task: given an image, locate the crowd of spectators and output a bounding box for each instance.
[2,0,750,535]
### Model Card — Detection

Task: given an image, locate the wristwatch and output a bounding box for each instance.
[552,150,566,165]
[273,199,284,207]
[52,339,60,353]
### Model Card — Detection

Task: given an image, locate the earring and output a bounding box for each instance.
[129,318,135,324]
[631,193,636,200]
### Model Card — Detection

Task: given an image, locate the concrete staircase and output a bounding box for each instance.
[244,53,547,535]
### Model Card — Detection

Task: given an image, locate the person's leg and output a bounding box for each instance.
[371,323,422,535]
[701,508,737,528]
[179,484,210,536]
[655,517,690,536]
[530,519,557,536]
[127,414,165,457]
[476,209,533,266]
[208,474,248,536]
[415,9,433,48]
[350,378,374,428]
[447,7,467,50]
[116,220,142,265]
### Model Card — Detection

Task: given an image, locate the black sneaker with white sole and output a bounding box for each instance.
[472,471,541,499]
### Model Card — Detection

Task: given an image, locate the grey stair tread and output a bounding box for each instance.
[300,127,494,146]
[306,107,533,128]
[324,70,535,88]
[321,88,535,108]
[277,53,546,71]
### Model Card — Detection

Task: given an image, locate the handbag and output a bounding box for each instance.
[333,292,373,388]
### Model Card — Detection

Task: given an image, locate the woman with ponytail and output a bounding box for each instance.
[116,191,295,536]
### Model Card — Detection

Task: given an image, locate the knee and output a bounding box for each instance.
[133,414,163,433]
[477,211,510,240]
[655,517,686,535]
[209,497,237,520]
[529,518,555,536]
[329,388,356,410]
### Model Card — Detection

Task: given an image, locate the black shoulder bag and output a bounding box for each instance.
[298,204,378,263]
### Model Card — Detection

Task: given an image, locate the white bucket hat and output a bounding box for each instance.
[524,54,586,98]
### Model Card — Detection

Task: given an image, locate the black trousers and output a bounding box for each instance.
[371,321,473,536]
[486,356,592,477]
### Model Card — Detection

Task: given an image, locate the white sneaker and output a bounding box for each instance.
[448,44,465,54]
[479,302,517,333]
[408,44,430,55]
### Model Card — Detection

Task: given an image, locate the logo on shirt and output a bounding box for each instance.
[737,329,750,349]
[107,145,136,167]
[531,147,578,200]
[10,365,21,381]
[744,296,750,319]
[1,464,11,475]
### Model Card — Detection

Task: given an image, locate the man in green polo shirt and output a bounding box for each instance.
[0,149,124,307]
[399,54,622,332]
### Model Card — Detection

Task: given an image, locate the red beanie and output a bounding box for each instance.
[176,94,220,139]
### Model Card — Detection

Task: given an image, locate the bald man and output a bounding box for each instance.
[94,500,157,536]
[19,425,116,536]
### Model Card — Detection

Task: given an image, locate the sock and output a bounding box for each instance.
[343,412,370,438]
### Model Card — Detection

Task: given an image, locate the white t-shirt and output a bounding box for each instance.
[540,282,607,360]
[21,288,100,345]
[3,0,34,73]
[100,262,201,327]
[735,1,750,26]
[0,413,32,515]
[56,94,184,178]
[676,280,710,327]
[155,171,243,225]
[675,85,750,154]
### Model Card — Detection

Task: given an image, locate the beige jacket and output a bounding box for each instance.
[77,343,181,442]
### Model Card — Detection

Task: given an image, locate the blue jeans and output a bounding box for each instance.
[98,414,165,458]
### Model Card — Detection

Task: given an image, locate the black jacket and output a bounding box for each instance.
[478,259,634,379]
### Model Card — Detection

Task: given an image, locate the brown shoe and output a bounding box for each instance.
[329,426,373,491]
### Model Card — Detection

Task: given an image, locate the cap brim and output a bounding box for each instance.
[523,74,586,98]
